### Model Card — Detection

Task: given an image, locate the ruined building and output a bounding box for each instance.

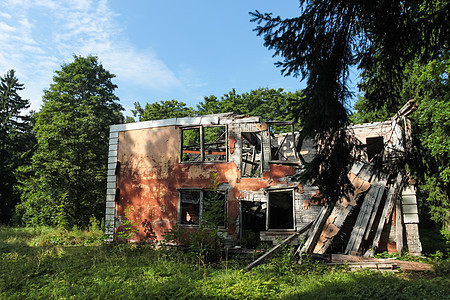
[105,100,422,256]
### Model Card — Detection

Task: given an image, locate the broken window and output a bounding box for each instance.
[203,190,226,227]
[179,190,201,225]
[241,132,262,177]
[268,122,298,162]
[366,136,384,161]
[204,126,227,161]
[181,127,202,162]
[179,189,227,227]
[268,190,294,230]
[241,200,266,232]
[181,126,227,162]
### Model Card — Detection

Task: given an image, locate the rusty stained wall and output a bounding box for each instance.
[115,122,321,243]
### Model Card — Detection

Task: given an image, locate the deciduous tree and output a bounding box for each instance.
[131,100,194,122]
[18,56,123,227]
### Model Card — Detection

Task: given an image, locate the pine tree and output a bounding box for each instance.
[0,70,32,223]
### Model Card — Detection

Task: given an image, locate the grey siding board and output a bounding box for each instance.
[109,131,119,139]
[403,214,419,224]
[106,201,116,208]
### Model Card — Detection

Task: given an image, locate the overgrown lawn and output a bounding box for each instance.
[1,227,449,299]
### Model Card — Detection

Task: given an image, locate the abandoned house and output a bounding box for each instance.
[105,100,422,257]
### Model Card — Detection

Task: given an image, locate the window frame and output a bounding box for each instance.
[240,131,263,178]
[267,121,300,163]
[266,189,296,231]
[178,188,228,228]
[180,125,228,163]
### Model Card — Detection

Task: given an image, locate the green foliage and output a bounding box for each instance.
[0,70,34,224]
[408,57,450,236]
[1,227,449,299]
[17,55,123,227]
[198,88,304,127]
[350,95,395,124]
[240,230,261,249]
[132,99,195,121]
[117,206,140,241]
[251,0,449,202]
[162,225,221,263]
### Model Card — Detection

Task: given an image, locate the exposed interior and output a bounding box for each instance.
[179,190,201,225]
[268,190,294,230]
[241,132,262,177]
[366,136,384,161]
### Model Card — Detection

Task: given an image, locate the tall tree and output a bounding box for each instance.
[198,88,305,126]
[131,100,194,122]
[18,56,123,227]
[250,0,449,200]
[0,70,33,224]
[406,57,449,236]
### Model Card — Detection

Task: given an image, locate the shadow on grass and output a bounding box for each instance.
[1,226,449,299]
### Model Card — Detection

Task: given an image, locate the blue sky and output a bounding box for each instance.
[0,0,359,115]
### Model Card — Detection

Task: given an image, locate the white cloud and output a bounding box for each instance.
[0,12,12,19]
[0,0,181,110]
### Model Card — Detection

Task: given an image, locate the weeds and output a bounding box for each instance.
[0,226,449,299]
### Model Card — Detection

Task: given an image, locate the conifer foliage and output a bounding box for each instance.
[0,70,32,223]
[250,0,449,201]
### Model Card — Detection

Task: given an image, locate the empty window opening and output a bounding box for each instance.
[268,191,294,230]
[269,123,298,162]
[181,126,227,162]
[180,190,201,225]
[179,189,227,227]
[241,132,262,177]
[203,190,226,227]
[181,127,202,162]
[366,136,384,161]
[241,200,266,232]
[204,126,227,161]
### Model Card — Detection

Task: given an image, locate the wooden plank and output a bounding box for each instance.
[364,173,389,240]
[298,205,330,254]
[303,164,372,255]
[243,222,313,271]
[296,205,333,254]
[345,175,388,255]
[364,173,403,257]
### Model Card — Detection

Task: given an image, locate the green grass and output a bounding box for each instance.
[1,227,449,299]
